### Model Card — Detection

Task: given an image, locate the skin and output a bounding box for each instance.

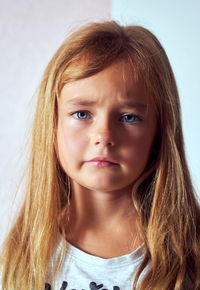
[56,61,157,258]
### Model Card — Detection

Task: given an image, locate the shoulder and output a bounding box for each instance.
[45,237,69,284]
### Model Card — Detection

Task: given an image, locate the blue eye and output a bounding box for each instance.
[121,114,141,123]
[73,111,89,119]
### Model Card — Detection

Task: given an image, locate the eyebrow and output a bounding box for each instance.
[65,97,147,111]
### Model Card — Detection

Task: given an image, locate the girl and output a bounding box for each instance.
[1,21,200,290]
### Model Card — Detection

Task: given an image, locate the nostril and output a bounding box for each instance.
[95,139,114,147]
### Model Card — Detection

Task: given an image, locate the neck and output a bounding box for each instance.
[64,181,143,258]
[72,183,134,226]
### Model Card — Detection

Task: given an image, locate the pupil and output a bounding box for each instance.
[80,112,86,118]
[126,115,133,121]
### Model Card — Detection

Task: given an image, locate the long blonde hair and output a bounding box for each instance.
[1,21,200,289]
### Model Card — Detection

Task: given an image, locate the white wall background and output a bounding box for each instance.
[112,0,200,198]
[0,0,110,247]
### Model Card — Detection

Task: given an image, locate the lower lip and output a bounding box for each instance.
[87,161,118,168]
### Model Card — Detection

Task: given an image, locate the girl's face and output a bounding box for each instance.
[56,61,157,193]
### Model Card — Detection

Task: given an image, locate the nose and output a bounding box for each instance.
[95,133,114,147]
[92,119,116,148]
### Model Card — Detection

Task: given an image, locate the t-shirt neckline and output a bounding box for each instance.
[59,236,145,269]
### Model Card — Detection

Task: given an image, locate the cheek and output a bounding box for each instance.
[123,140,150,164]
[56,123,87,166]
[122,127,156,167]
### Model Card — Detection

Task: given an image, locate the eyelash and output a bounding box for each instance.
[71,111,142,123]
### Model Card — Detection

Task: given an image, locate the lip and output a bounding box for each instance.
[86,157,119,168]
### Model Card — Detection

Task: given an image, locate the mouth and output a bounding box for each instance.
[86,157,119,168]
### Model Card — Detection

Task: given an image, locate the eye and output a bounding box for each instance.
[72,111,90,120]
[120,113,141,123]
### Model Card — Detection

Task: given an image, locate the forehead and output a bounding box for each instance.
[60,61,148,107]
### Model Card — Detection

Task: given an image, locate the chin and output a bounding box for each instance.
[80,180,133,193]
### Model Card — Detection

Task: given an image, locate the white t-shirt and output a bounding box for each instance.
[45,238,147,290]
